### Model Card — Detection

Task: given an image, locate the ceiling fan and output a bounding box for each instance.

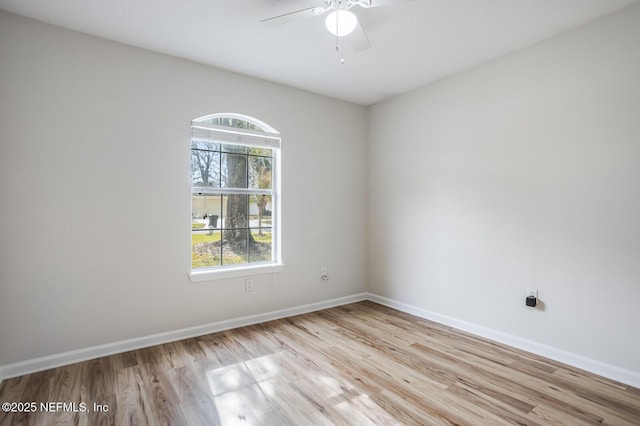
[260,0,408,61]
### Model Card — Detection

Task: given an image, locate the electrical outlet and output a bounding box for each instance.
[321,266,328,280]
[526,288,538,308]
[245,279,254,292]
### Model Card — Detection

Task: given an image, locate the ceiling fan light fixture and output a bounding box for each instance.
[325,9,358,37]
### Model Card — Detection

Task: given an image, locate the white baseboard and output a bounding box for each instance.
[0,293,368,381]
[366,293,640,389]
[2,291,638,390]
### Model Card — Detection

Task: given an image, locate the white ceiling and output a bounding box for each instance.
[0,0,636,105]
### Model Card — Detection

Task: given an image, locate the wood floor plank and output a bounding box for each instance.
[447,382,544,426]
[527,403,602,426]
[193,334,237,370]
[231,325,279,360]
[46,363,85,426]
[369,389,456,426]
[319,346,385,395]
[441,342,639,424]
[256,407,296,426]
[1,301,639,425]
[324,346,498,425]
[242,352,294,383]
[0,375,30,426]
[212,389,262,425]
[167,365,213,406]
[288,377,362,425]
[10,369,56,426]
[179,401,221,426]
[115,366,155,426]
[409,340,611,423]
[110,350,139,371]
[157,341,191,370]
[339,392,400,426]
[626,385,640,397]
[257,377,332,425]
[136,362,187,425]
[552,368,640,412]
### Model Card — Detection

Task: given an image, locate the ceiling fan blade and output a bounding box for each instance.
[351,20,371,52]
[260,7,322,27]
[356,0,414,8]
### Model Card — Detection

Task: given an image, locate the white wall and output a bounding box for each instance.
[0,11,367,367]
[369,4,640,374]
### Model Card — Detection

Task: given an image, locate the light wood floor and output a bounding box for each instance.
[1,301,639,425]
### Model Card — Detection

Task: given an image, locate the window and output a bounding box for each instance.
[190,113,282,281]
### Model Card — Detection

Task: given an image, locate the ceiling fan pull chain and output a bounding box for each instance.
[336,3,340,46]
[335,6,340,56]
[336,1,345,64]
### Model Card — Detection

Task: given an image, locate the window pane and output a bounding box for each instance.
[221,153,248,188]
[232,118,262,131]
[192,230,222,268]
[221,144,249,155]
[250,147,272,157]
[192,140,221,151]
[191,147,220,187]
[192,195,222,227]
[249,156,272,189]
[249,196,272,228]
[222,230,248,265]
[196,117,262,131]
[250,228,272,263]
[197,117,222,126]
[222,195,249,229]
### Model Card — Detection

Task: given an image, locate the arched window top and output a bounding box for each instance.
[193,113,279,135]
[192,113,280,150]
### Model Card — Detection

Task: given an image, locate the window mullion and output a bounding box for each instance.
[193,188,272,196]
[219,193,223,267]
[247,192,251,263]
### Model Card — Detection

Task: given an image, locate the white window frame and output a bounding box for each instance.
[189,114,283,282]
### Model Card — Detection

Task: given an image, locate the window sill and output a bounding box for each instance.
[189,263,284,282]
